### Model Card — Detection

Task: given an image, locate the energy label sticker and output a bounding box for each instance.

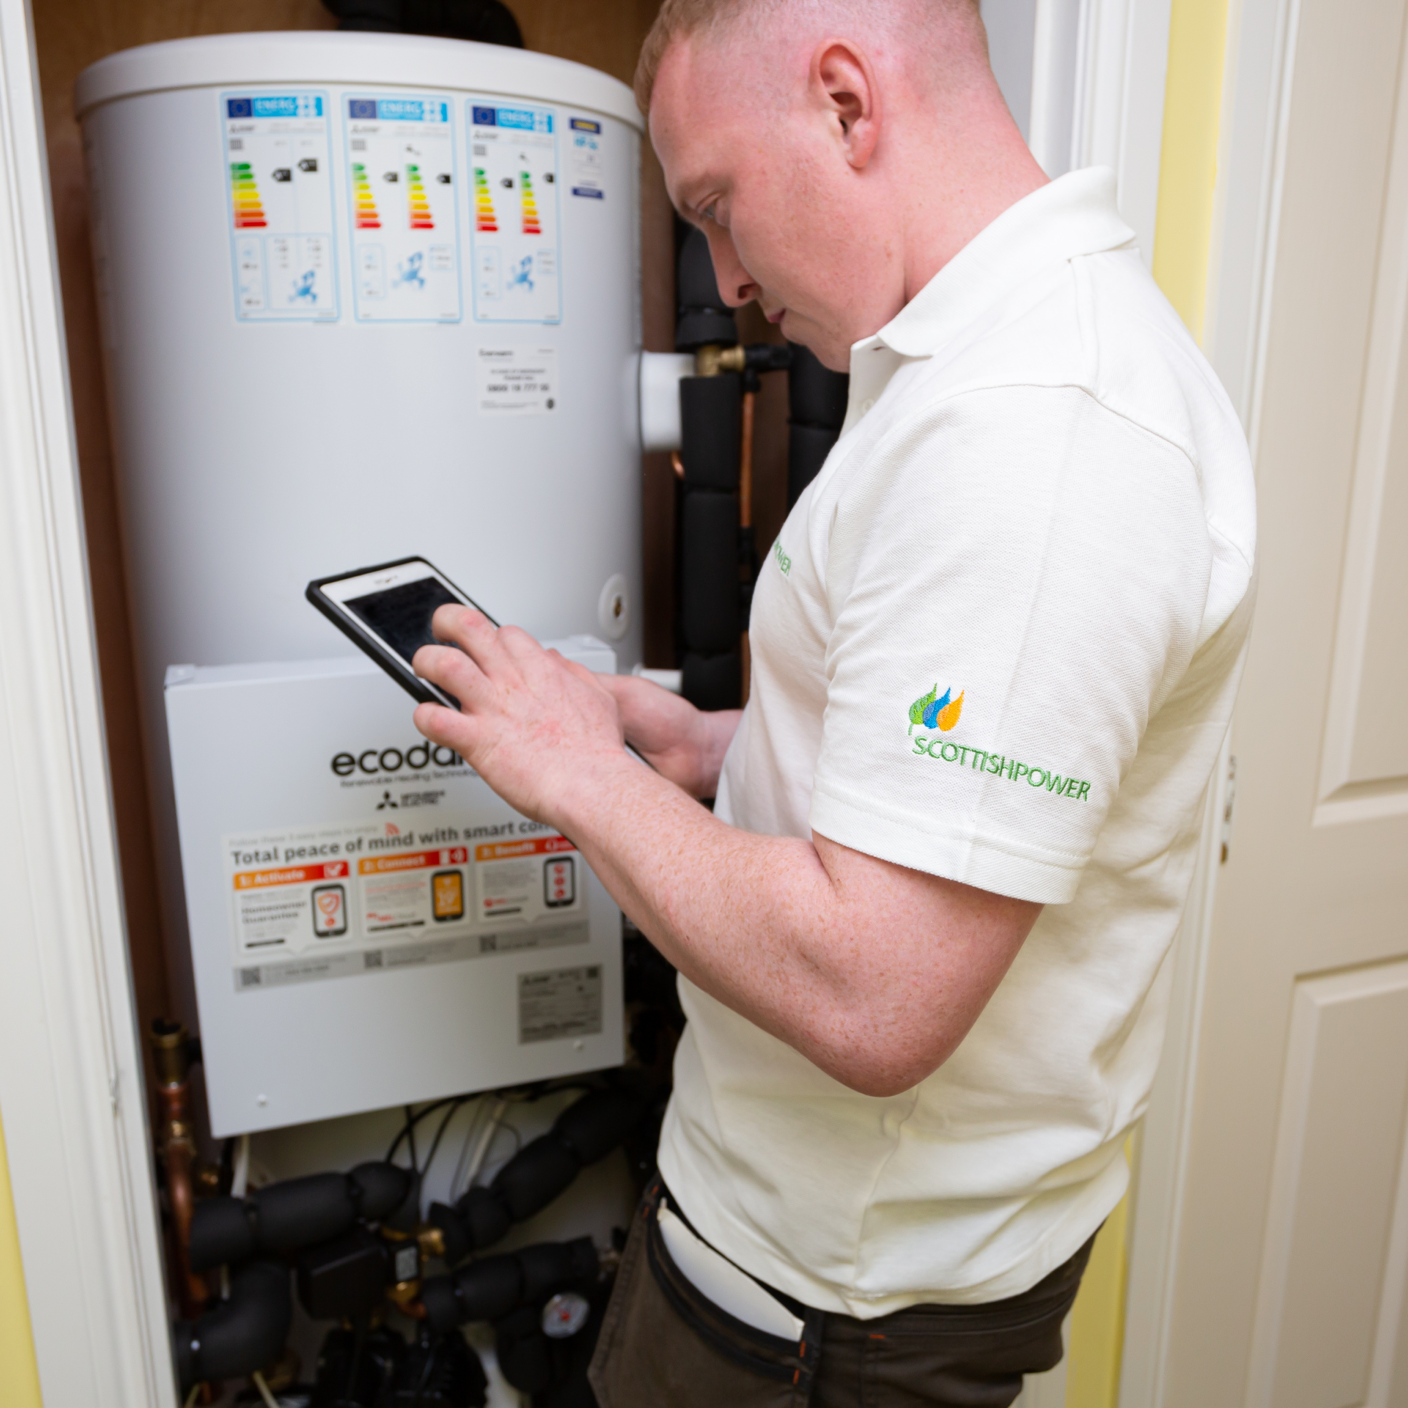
[344,95,462,322]
[222,92,338,321]
[468,100,561,323]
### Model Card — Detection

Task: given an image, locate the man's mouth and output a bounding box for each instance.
[765,307,786,325]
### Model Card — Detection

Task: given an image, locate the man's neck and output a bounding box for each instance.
[891,109,1050,308]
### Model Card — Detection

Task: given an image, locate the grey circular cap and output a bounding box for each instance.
[75,31,643,133]
[541,1290,592,1338]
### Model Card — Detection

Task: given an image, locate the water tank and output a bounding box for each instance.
[77,32,645,1038]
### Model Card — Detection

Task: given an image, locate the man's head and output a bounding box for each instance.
[640,0,1045,368]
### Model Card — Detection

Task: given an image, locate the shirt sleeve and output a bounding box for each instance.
[806,384,1214,904]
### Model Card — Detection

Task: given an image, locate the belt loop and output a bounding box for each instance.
[794,1307,826,1401]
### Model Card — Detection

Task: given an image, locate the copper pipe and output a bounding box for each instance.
[150,1019,209,1315]
[740,389,756,705]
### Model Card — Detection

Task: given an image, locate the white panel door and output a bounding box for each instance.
[1161,0,1408,1401]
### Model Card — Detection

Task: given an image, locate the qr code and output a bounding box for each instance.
[238,967,261,989]
[363,950,384,970]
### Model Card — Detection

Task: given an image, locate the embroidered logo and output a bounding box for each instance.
[906,681,1090,801]
[908,684,963,735]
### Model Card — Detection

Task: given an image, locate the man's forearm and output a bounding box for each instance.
[559,754,1028,1096]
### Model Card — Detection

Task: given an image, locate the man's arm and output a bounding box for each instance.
[414,609,1040,1098]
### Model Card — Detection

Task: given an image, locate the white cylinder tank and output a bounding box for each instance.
[77,32,645,989]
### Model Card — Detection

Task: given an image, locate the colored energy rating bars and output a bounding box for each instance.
[230,162,267,229]
[351,162,381,229]
[406,163,434,230]
[520,171,542,235]
[473,167,498,232]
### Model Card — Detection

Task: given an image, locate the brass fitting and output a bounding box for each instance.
[694,343,745,377]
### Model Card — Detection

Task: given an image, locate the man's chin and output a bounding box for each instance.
[782,318,850,373]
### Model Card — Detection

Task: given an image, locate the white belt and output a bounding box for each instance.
[657,1198,805,1342]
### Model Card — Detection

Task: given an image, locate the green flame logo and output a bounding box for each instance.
[908,684,964,735]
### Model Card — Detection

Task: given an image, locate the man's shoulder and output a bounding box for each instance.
[897,247,1245,475]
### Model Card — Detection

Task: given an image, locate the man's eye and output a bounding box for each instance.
[700,202,718,224]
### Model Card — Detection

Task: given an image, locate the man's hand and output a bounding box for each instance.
[411,606,634,831]
[596,674,739,798]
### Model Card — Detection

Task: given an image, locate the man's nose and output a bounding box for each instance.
[707,231,759,308]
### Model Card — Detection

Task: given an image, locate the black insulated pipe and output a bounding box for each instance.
[426,1090,649,1262]
[681,651,742,712]
[675,227,738,351]
[787,343,849,507]
[680,375,742,489]
[172,1259,292,1387]
[320,0,524,44]
[681,494,742,654]
[188,1161,413,1271]
[420,1237,599,1333]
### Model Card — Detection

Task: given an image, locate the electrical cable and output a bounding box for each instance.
[183,1385,200,1408]
[231,1133,251,1198]
[419,1098,467,1217]
[404,1104,418,1173]
[386,1096,461,1167]
[251,1370,280,1408]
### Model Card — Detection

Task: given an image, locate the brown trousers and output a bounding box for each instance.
[589,1180,1094,1408]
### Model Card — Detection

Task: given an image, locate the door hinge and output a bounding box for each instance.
[1220,755,1237,864]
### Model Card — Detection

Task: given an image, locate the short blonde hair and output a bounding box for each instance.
[634,0,984,113]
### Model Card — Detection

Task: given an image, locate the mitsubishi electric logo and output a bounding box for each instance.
[330,741,467,777]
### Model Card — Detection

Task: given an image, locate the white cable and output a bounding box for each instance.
[463,1098,509,1189]
[231,1132,251,1199]
[449,1098,489,1202]
[251,1370,280,1408]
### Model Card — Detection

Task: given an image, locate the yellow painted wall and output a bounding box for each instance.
[1153,0,1233,339]
[1060,1,1229,1404]
[0,1110,43,1407]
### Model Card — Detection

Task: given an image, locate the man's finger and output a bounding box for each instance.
[430,604,502,663]
[414,700,480,756]
[496,624,544,662]
[413,641,491,705]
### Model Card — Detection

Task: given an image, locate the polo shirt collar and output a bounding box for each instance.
[853,166,1135,365]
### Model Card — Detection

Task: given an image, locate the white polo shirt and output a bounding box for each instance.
[656,168,1256,1315]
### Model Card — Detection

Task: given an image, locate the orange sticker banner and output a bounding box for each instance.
[358,846,469,876]
[474,836,575,863]
[235,860,349,890]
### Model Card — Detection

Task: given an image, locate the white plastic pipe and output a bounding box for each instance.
[639,351,694,453]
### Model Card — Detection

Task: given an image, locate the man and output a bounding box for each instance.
[412,1,1256,1402]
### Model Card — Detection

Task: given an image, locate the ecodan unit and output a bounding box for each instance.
[77,33,645,1129]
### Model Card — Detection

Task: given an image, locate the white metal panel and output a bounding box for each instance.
[165,648,626,1136]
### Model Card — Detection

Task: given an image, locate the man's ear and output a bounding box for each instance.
[812,41,881,169]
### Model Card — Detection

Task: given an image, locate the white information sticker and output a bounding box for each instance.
[468,100,561,323]
[225,819,584,992]
[567,117,605,200]
[222,92,338,321]
[476,347,558,416]
[518,965,603,1044]
[344,95,461,322]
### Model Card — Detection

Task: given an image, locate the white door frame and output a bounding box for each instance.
[0,1,176,1403]
[1119,0,1300,1403]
